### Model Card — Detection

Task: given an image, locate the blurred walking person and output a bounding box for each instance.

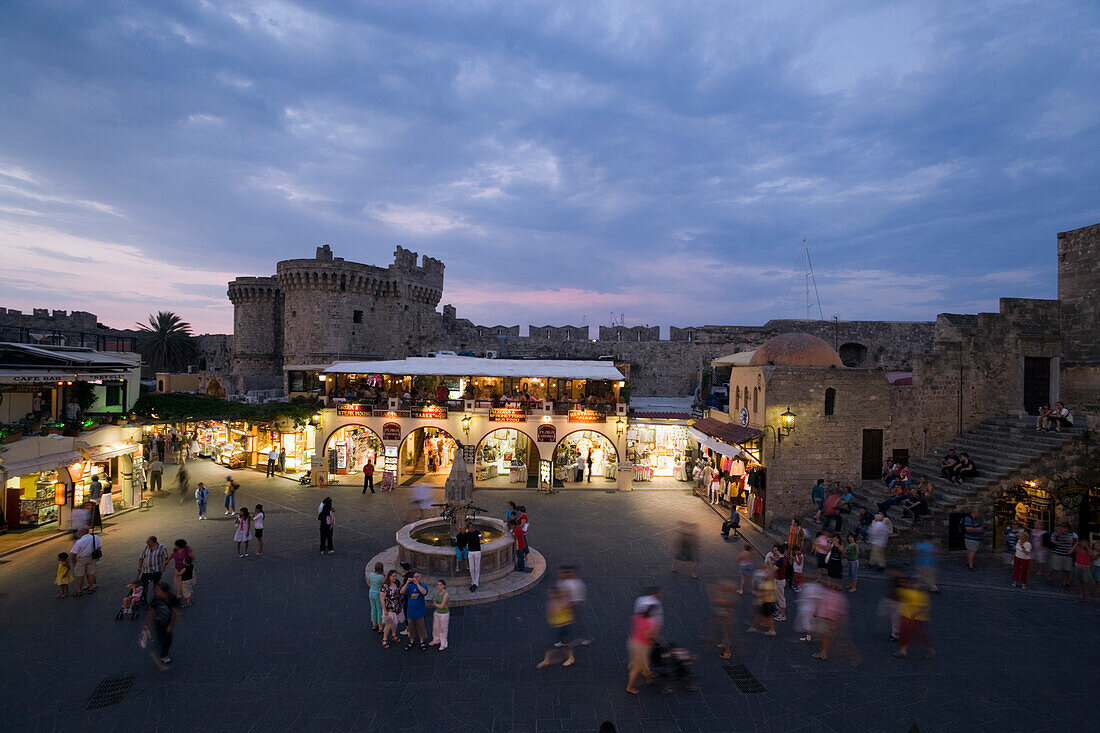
[318,497,335,555]
[812,580,861,665]
[893,578,934,658]
[537,588,575,668]
[706,579,738,659]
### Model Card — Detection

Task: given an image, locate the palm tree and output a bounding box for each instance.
[135,311,198,373]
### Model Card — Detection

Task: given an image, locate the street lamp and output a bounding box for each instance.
[615,417,625,437]
[461,413,472,440]
[777,407,796,443]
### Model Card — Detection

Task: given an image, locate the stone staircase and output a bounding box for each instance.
[768,415,1088,548]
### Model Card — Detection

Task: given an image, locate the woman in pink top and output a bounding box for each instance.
[626,607,657,694]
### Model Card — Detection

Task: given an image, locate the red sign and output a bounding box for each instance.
[489,408,527,423]
[567,409,605,423]
[336,404,370,417]
[412,405,448,420]
[536,424,556,442]
[382,422,401,441]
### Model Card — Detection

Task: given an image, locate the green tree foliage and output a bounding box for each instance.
[135,311,198,373]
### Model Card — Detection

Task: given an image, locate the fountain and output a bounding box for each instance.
[378,446,541,600]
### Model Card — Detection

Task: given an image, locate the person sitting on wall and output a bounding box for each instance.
[939,449,960,479]
[838,486,855,513]
[950,453,977,484]
[882,460,900,487]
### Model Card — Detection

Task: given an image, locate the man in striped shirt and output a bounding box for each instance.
[1047,524,1077,588]
[137,536,171,601]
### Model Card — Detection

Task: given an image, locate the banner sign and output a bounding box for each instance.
[382,422,402,441]
[489,408,527,423]
[536,424,557,442]
[567,409,605,423]
[411,405,448,420]
[336,404,370,417]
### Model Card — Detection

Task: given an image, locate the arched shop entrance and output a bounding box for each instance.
[475,428,539,488]
[553,430,618,488]
[399,427,459,487]
[325,425,384,477]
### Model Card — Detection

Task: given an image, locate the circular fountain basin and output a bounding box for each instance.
[397,517,515,582]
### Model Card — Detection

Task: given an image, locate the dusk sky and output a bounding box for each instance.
[1,1,1098,334]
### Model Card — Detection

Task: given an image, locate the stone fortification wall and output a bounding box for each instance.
[0,307,130,349]
[433,312,935,397]
[194,334,233,373]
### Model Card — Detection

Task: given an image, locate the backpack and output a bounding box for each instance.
[784,556,794,582]
[90,535,103,560]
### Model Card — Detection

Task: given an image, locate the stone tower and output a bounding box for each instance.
[229,245,446,374]
[227,276,283,375]
[1058,223,1100,365]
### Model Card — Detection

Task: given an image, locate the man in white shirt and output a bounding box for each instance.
[70,529,101,595]
[867,514,890,570]
[266,447,278,477]
[1050,401,1074,432]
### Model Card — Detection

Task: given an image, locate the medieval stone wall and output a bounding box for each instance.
[193,334,233,373]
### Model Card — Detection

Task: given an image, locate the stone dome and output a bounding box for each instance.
[748,333,843,368]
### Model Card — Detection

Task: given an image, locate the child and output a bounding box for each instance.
[792,548,805,589]
[56,552,73,598]
[117,580,144,618]
[179,556,195,607]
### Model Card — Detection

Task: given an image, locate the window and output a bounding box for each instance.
[353,310,363,324]
[825,387,836,416]
[106,385,122,407]
[752,387,758,412]
[734,386,740,410]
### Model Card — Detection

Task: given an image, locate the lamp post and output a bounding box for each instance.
[615,417,625,438]
[777,407,796,444]
[461,413,472,441]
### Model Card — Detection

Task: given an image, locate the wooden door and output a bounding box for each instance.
[861,429,883,480]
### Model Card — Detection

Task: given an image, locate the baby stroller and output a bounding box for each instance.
[650,640,700,693]
[115,579,148,621]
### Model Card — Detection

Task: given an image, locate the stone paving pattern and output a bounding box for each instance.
[0,459,1094,732]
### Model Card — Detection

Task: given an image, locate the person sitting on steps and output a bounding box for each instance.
[939,449,960,479]
[950,453,977,484]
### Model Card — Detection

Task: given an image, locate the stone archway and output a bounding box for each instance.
[473,427,540,488]
[552,429,619,488]
[838,342,869,368]
[323,424,384,476]
[398,426,460,487]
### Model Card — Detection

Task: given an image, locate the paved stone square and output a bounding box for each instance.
[0,458,1094,732]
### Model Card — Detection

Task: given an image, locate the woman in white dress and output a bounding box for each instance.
[233,507,252,558]
[99,478,115,516]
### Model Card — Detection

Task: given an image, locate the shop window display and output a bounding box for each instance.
[476,428,537,485]
[994,484,1055,540]
[627,424,689,481]
[399,427,457,477]
[5,469,63,527]
[553,431,617,485]
[326,425,384,476]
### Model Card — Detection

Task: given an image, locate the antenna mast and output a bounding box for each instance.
[803,237,824,320]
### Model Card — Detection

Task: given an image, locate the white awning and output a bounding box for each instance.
[324,356,625,381]
[0,450,85,479]
[88,443,141,461]
[686,428,744,460]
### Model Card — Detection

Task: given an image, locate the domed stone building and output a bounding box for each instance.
[694,332,900,526]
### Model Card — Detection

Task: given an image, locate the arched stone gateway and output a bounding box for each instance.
[474,427,540,488]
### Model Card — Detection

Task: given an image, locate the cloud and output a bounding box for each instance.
[0,0,1094,336]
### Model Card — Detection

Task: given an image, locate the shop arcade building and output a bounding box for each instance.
[309,356,630,491]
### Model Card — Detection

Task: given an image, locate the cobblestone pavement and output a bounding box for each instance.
[0,459,1094,732]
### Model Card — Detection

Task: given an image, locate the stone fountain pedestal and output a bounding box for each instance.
[396,516,515,584]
